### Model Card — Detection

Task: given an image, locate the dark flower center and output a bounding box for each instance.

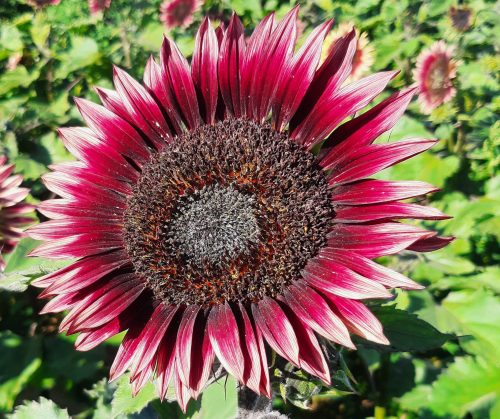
[123,118,334,307]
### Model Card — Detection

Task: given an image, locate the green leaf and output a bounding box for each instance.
[400,357,500,417]
[0,25,23,53]
[364,306,452,352]
[0,332,42,411]
[2,238,72,292]
[137,23,166,52]
[30,13,51,51]
[0,67,38,96]
[7,397,69,419]
[111,374,157,417]
[55,36,100,79]
[425,250,476,275]
[280,369,323,409]
[442,289,500,362]
[197,376,237,419]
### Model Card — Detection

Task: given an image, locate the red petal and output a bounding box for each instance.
[73,97,151,165]
[331,179,439,205]
[37,250,129,296]
[192,18,219,124]
[320,248,423,290]
[281,303,330,384]
[37,198,122,221]
[41,171,126,207]
[57,127,138,183]
[175,306,214,398]
[113,66,171,149]
[94,87,129,120]
[70,277,143,331]
[254,319,271,397]
[272,19,333,130]
[303,259,392,299]
[130,305,178,380]
[109,305,155,381]
[155,329,178,400]
[327,223,435,258]
[174,368,192,413]
[320,87,417,166]
[29,233,123,259]
[240,12,275,119]
[160,37,201,129]
[207,303,245,383]
[143,56,184,136]
[251,6,299,121]
[252,297,300,366]
[408,235,454,252]
[327,296,389,345]
[292,71,398,148]
[58,274,141,333]
[329,138,437,185]
[283,282,354,348]
[289,28,356,129]
[218,13,245,117]
[189,312,214,399]
[334,202,449,223]
[235,303,263,395]
[75,313,130,351]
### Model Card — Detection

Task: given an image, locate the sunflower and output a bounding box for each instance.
[414,41,457,114]
[160,0,203,29]
[0,156,34,271]
[29,8,451,411]
[88,0,111,15]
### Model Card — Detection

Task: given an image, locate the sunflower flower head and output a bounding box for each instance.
[449,6,473,32]
[414,41,457,114]
[88,0,112,15]
[160,0,203,29]
[0,156,34,271]
[29,8,451,411]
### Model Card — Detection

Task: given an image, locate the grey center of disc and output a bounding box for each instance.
[167,184,260,266]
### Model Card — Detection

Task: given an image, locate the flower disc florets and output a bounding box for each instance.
[124,118,334,307]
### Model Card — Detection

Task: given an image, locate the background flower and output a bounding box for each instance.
[0,156,33,271]
[414,41,457,114]
[160,0,203,29]
[88,0,111,15]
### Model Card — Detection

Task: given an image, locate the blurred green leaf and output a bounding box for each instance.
[7,397,69,419]
[111,374,158,417]
[0,67,38,96]
[55,36,100,79]
[197,377,237,419]
[0,333,42,411]
[400,356,500,417]
[442,289,500,363]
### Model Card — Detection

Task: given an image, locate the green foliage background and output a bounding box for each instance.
[0,0,498,417]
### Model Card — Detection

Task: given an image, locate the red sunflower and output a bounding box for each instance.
[88,0,112,15]
[29,8,451,411]
[0,156,34,271]
[160,0,203,29]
